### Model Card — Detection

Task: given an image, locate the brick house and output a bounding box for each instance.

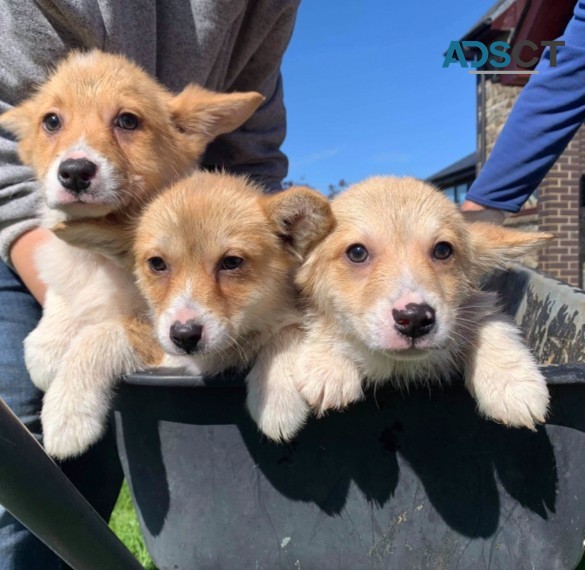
[429,0,583,287]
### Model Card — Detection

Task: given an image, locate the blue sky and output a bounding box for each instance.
[281,0,495,192]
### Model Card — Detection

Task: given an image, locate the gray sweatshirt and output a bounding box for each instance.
[0,0,299,266]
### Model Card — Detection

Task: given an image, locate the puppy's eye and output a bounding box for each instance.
[346,244,369,263]
[220,256,244,271]
[147,256,167,273]
[42,113,61,132]
[433,241,453,260]
[115,112,140,130]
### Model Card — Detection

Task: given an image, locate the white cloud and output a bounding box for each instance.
[291,147,340,168]
[370,151,411,164]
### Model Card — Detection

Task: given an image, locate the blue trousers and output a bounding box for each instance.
[0,260,123,569]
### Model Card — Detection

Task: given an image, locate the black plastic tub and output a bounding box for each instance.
[114,266,585,570]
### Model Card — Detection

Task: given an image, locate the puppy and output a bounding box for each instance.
[0,50,263,458]
[132,171,333,440]
[288,176,552,435]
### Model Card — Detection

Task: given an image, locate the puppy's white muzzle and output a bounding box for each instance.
[157,295,228,356]
[44,140,122,215]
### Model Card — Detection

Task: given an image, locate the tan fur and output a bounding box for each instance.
[0,49,263,458]
[283,176,552,437]
[122,316,164,368]
[133,171,333,441]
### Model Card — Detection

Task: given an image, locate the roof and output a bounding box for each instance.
[460,0,516,42]
[426,152,476,187]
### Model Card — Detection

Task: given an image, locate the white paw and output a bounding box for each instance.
[24,329,62,391]
[296,357,363,416]
[473,368,549,430]
[24,293,78,391]
[244,325,312,442]
[41,388,107,460]
[248,389,310,443]
[246,358,311,443]
[465,316,550,430]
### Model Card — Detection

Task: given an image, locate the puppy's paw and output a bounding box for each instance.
[465,316,550,430]
[296,356,363,416]
[41,388,107,460]
[24,329,61,391]
[24,300,78,392]
[248,389,310,443]
[474,367,549,430]
[244,325,312,442]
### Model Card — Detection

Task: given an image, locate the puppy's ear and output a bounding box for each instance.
[169,85,264,143]
[0,100,36,140]
[468,221,553,271]
[52,218,135,270]
[0,99,39,165]
[264,186,334,258]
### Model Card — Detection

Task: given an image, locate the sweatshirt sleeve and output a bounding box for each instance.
[0,130,41,268]
[466,0,585,212]
[0,47,50,267]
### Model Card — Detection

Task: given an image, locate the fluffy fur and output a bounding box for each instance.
[0,50,263,458]
[132,171,333,440]
[284,176,552,438]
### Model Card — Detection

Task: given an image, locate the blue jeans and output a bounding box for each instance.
[0,260,123,569]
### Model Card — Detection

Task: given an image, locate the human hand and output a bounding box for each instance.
[460,200,505,225]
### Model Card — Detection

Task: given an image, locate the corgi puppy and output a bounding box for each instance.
[0,50,263,458]
[287,177,552,436]
[132,171,333,440]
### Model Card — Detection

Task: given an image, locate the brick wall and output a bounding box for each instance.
[537,126,583,287]
[481,79,522,161]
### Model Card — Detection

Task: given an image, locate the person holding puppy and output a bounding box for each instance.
[461,1,585,216]
[0,1,299,567]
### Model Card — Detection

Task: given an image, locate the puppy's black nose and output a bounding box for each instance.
[393,303,436,339]
[170,320,203,354]
[58,158,97,194]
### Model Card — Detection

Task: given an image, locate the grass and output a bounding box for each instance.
[109,481,156,569]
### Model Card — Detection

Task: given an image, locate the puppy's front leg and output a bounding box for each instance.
[246,325,311,442]
[295,325,364,416]
[24,290,79,391]
[41,321,143,459]
[464,313,549,430]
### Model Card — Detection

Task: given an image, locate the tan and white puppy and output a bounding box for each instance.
[133,171,333,440]
[0,50,263,458]
[290,176,552,435]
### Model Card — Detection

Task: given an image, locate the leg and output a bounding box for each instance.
[0,261,60,568]
[464,313,549,429]
[42,321,143,459]
[24,289,79,391]
[246,325,311,442]
[0,260,123,569]
[295,324,364,416]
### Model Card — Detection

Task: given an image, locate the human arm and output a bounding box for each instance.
[9,229,52,305]
[462,0,585,213]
